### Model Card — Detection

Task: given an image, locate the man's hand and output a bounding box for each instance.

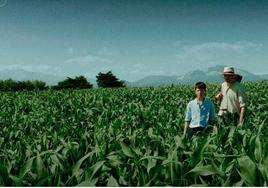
[182,134,187,140]
[215,92,223,105]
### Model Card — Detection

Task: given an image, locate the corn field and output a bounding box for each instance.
[0,81,267,186]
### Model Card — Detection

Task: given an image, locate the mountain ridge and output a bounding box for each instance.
[128,65,268,87]
[0,65,267,87]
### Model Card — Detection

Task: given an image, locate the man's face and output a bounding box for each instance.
[224,74,236,83]
[195,88,206,98]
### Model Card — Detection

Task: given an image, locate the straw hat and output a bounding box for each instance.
[222,66,243,82]
[222,66,236,75]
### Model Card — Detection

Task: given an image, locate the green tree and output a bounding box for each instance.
[96,71,125,88]
[0,79,48,91]
[32,80,48,90]
[2,79,18,91]
[52,76,93,90]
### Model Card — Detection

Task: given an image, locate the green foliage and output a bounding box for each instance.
[0,79,48,91]
[96,71,125,88]
[52,76,93,90]
[0,81,267,186]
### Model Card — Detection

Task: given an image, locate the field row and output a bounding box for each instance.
[0,81,267,186]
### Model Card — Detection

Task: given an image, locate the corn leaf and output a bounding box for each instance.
[107,175,119,187]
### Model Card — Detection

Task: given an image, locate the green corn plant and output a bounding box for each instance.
[0,81,267,186]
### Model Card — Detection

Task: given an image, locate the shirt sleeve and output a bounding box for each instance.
[185,103,192,122]
[219,83,227,110]
[237,84,247,107]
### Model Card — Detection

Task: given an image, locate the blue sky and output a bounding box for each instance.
[0,0,268,81]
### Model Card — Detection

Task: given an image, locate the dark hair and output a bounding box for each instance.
[195,82,206,90]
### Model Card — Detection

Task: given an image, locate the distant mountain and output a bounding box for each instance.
[1,66,267,88]
[0,69,64,85]
[127,75,178,87]
[259,74,268,80]
[128,65,268,87]
[0,69,97,86]
[179,69,224,84]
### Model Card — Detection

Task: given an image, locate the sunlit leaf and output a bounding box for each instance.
[107,175,119,187]
[237,156,257,186]
[120,142,135,158]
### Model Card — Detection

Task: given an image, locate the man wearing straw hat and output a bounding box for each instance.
[216,66,247,126]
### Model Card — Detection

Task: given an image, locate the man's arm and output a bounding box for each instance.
[237,84,247,126]
[216,83,224,105]
[184,103,191,137]
[239,107,246,126]
[183,121,190,137]
[215,92,223,105]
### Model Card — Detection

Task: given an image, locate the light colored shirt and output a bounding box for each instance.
[219,81,247,115]
[185,98,216,128]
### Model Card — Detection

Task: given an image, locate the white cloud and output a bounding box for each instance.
[67,47,75,55]
[0,0,7,8]
[0,64,62,74]
[97,47,117,56]
[175,41,263,70]
[185,41,260,52]
[129,69,165,76]
[65,47,89,56]
[174,40,183,47]
[65,55,112,64]
[116,63,168,81]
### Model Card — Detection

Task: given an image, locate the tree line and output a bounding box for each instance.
[0,71,125,92]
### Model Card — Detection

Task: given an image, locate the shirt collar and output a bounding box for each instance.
[195,98,206,105]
